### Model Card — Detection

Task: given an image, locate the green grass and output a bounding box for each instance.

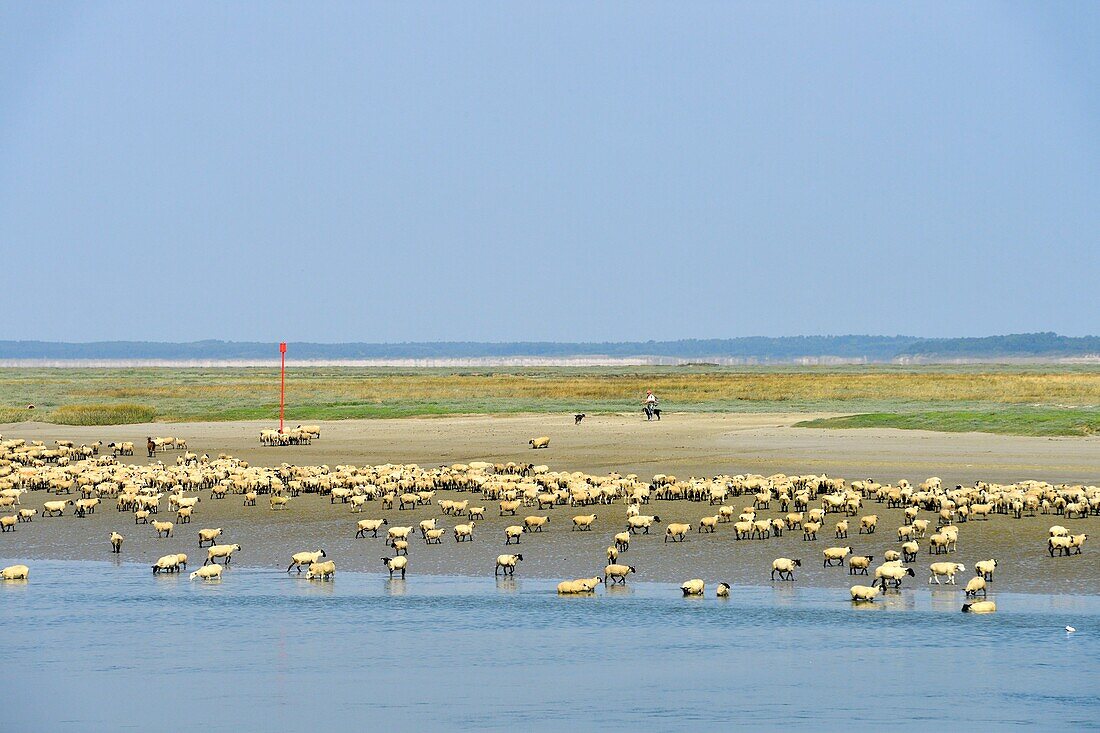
[796,408,1100,437]
[0,365,1098,432]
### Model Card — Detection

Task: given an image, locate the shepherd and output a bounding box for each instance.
[643,390,661,421]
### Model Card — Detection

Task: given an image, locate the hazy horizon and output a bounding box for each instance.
[2,3,1098,342]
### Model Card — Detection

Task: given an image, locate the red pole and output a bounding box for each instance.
[279,342,287,433]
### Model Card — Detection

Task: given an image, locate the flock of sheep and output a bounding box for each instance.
[0,431,1095,615]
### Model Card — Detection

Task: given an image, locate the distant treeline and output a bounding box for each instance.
[0,333,1097,361]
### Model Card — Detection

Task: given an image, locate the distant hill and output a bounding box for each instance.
[0,333,1097,364]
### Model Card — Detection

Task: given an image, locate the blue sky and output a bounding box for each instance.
[0,2,1097,342]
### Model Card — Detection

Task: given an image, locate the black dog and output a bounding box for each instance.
[574,414,586,424]
[644,406,661,421]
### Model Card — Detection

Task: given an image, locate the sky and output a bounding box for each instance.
[0,2,1097,343]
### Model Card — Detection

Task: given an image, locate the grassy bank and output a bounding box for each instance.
[0,365,1098,432]
[796,408,1100,437]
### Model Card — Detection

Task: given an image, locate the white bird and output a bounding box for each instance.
[1065,626,1076,633]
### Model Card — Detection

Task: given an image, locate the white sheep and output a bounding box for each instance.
[453,522,475,542]
[771,558,801,581]
[974,558,997,581]
[356,518,388,538]
[382,556,408,579]
[306,560,336,580]
[964,576,987,598]
[961,600,996,613]
[205,543,242,565]
[152,554,181,574]
[504,525,525,545]
[198,528,223,547]
[572,514,597,531]
[557,576,602,594]
[680,578,705,596]
[110,531,124,553]
[152,520,174,538]
[190,564,223,581]
[822,546,852,567]
[287,549,328,573]
[928,562,965,585]
[1,564,29,580]
[603,564,636,585]
[716,582,731,598]
[850,584,880,602]
[495,554,523,576]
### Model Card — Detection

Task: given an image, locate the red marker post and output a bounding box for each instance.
[279,342,287,433]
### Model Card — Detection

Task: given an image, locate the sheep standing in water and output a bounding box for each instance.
[495,554,523,576]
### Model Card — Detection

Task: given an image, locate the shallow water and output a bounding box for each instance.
[2,560,1098,731]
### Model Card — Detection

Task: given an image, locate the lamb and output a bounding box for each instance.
[928,533,952,554]
[42,500,72,517]
[771,558,801,581]
[848,555,873,575]
[974,558,998,581]
[269,495,290,510]
[205,543,242,565]
[1069,534,1088,555]
[387,526,414,545]
[716,582,731,598]
[198,528,223,547]
[850,584,880,602]
[834,520,849,539]
[680,578,705,596]
[606,546,619,563]
[243,492,257,506]
[614,532,631,551]
[418,519,438,537]
[504,525,525,545]
[424,528,446,544]
[733,520,754,540]
[17,509,36,522]
[964,576,987,598]
[928,562,966,584]
[134,510,150,524]
[699,515,720,533]
[495,554,523,576]
[152,520,174,538]
[0,515,16,532]
[802,521,822,541]
[902,541,920,563]
[190,564,222,581]
[664,522,691,542]
[1,564,29,580]
[175,506,193,523]
[499,500,521,516]
[453,522,475,542]
[1049,525,1069,538]
[557,576,602,594]
[287,549,328,573]
[355,518,387,538]
[110,531,124,553]
[572,514,598,531]
[627,515,660,534]
[468,506,486,520]
[306,560,336,580]
[1048,536,1074,557]
[858,515,878,534]
[603,563,636,584]
[822,546,851,567]
[883,550,901,562]
[961,600,996,613]
[524,515,550,532]
[874,563,916,589]
[152,554,181,574]
[529,436,550,449]
[382,556,408,579]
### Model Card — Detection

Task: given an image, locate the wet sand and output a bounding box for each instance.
[3,413,1099,593]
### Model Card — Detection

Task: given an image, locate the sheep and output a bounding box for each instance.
[733,520,754,540]
[495,554,523,576]
[572,514,597,531]
[1049,525,1069,538]
[190,564,222,581]
[848,555,873,575]
[603,563,636,584]
[0,515,15,532]
[243,491,257,507]
[699,515,719,533]
[716,582,731,598]
[42,499,72,517]
[198,528,223,547]
[929,562,966,584]
[834,520,849,539]
[557,577,602,594]
[270,495,290,510]
[387,526,414,545]
[1048,536,1074,557]
[850,585,880,603]
[306,560,336,580]
[152,520,174,538]
[802,521,821,541]
[355,518,388,538]
[614,531,631,552]
[771,558,801,581]
[858,515,878,534]
[902,541,920,563]
[205,543,242,565]
[453,522,475,542]
[499,500,521,516]
[134,510,150,524]
[884,550,901,562]
[529,436,550,449]
[874,563,916,589]
[393,539,410,556]
[152,554,181,574]
[962,600,997,613]
[110,531,124,553]
[680,579,705,596]
[964,576,987,598]
[1,564,29,580]
[504,525,525,545]
[176,506,193,523]
[424,528,445,544]
[664,522,691,542]
[524,515,550,532]
[627,515,660,534]
[418,519,438,537]
[606,546,619,563]
[287,549,328,573]
[974,558,998,581]
[17,509,37,522]
[382,556,408,579]
[823,546,852,567]
[1069,533,1088,555]
[928,533,953,554]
